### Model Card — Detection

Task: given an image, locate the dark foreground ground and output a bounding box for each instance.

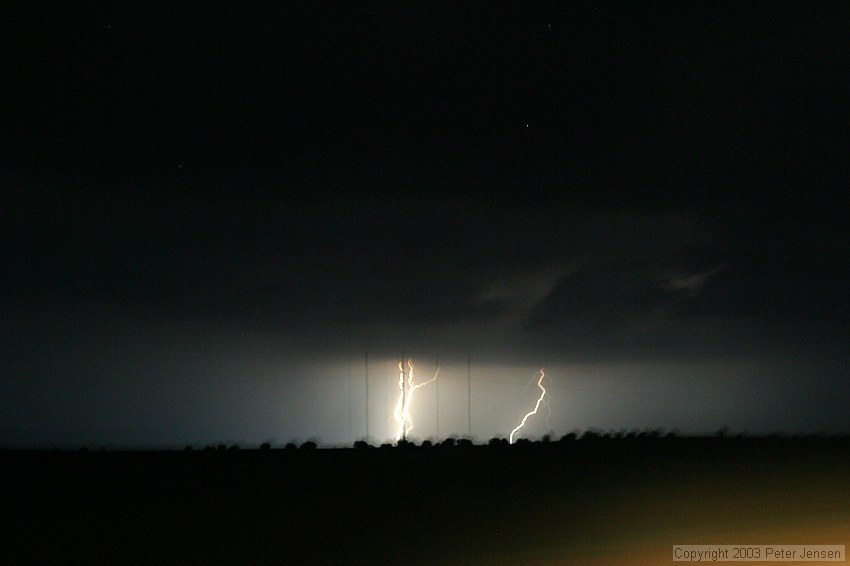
[3,437,850,565]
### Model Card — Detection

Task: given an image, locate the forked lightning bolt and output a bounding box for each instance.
[394,359,439,441]
[509,369,547,444]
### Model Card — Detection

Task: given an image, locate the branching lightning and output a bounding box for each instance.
[509,369,547,444]
[393,359,439,441]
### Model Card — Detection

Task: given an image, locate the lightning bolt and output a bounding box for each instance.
[393,361,406,440]
[521,370,552,430]
[393,359,439,441]
[509,369,546,444]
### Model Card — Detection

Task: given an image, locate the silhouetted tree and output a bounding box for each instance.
[300,441,317,451]
[259,442,271,451]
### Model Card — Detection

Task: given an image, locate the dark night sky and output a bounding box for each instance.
[3,2,849,446]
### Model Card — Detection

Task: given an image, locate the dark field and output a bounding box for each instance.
[3,437,849,565]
